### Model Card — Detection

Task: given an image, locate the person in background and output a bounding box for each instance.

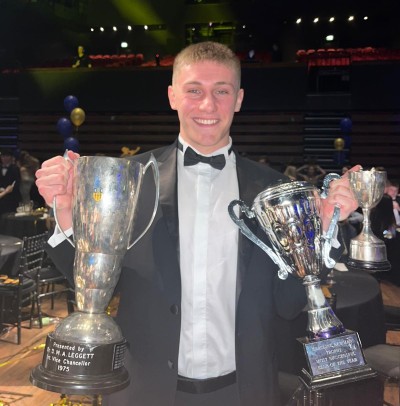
[36,41,359,406]
[18,150,41,206]
[0,148,21,215]
[283,161,297,181]
[72,45,92,68]
[385,179,400,227]
[296,161,326,187]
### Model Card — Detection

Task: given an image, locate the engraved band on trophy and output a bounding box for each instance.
[228,175,376,389]
[30,154,160,395]
[347,168,391,272]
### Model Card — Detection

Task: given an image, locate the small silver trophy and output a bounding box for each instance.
[347,168,391,272]
[30,154,159,395]
[229,176,375,389]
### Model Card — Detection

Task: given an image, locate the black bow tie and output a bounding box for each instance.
[178,142,230,170]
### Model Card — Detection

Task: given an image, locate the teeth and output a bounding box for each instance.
[195,118,218,125]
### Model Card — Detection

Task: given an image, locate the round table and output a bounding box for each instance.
[0,212,48,239]
[277,268,386,374]
[0,234,23,276]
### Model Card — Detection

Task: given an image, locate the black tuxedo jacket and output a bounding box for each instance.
[48,141,307,406]
[0,163,21,215]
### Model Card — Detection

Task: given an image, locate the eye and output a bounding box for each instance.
[215,89,229,95]
[187,88,201,94]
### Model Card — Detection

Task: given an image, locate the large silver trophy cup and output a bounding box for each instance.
[347,168,391,272]
[31,154,159,395]
[229,176,375,389]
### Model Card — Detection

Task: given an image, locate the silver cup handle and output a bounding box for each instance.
[228,200,290,280]
[127,153,160,250]
[321,173,342,268]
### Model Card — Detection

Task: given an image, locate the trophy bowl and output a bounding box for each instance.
[347,168,391,272]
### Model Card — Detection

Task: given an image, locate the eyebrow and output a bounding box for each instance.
[183,80,235,87]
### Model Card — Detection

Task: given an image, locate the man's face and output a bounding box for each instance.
[0,154,12,166]
[168,61,244,155]
[387,185,399,200]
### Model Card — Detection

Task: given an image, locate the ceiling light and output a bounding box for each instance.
[329,17,335,23]
[348,16,354,21]
[313,18,319,23]
[296,18,302,24]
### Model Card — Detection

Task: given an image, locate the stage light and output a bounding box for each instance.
[348,16,354,21]
[326,35,334,42]
[128,25,132,30]
[363,16,368,21]
[329,17,335,23]
[100,27,104,32]
[296,18,302,24]
[144,25,148,30]
[121,42,128,48]
[313,18,319,23]
[90,28,94,32]
[113,26,117,32]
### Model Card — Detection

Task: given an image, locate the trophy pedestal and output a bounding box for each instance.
[30,333,129,395]
[348,239,391,273]
[297,330,376,390]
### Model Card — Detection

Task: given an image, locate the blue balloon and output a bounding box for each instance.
[64,95,79,113]
[64,136,80,152]
[57,117,73,138]
[340,117,352,133]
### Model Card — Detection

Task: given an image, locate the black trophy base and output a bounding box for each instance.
[30,364,130,395]
[299,364,377,391]
[30,332,130,395]
[297,330,377,391]
[347,258,391,273]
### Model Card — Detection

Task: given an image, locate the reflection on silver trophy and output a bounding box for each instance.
[348,168,391,272]
[31,154,159,395]
[229,175,375,389]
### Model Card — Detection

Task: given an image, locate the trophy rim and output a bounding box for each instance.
[254,180,317,203]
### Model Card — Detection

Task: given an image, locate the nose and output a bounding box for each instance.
[199,92,217,112]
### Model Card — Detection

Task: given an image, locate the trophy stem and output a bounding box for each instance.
[361,207,372,237]
[303,275,345,340]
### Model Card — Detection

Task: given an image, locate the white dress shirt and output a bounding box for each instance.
[177,136,239,379]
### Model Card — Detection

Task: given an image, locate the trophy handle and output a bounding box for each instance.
[228,200,290,280]
[321,173,342,268]
[127,153,160,250]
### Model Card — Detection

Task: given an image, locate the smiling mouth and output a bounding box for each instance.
[194,118,219,125]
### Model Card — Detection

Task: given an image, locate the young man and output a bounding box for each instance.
[36,41,359,406]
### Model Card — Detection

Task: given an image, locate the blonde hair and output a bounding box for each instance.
[172,41,241,88]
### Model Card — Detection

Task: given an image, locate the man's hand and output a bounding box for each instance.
[35,150,79,230]
[320,165,361,232]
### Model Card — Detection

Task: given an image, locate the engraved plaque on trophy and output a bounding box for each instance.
[30,154,159,395]
[347,168,391,272]
[228,176,376,389]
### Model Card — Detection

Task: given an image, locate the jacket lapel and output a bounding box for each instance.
[157,141,180,258]
[235,153,263,300]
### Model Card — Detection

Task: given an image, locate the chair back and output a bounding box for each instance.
[20,232,49,280]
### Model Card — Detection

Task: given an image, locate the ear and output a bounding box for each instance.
[168,85,177,110]
[234,88,244,112]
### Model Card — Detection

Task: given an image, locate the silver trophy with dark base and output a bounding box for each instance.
[228,176,375,390]
[30,154,159,395]
[347,168,391,273]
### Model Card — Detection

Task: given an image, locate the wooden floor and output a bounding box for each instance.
[0,280,399,406]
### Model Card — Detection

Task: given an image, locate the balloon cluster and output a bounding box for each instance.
[56,95,86,152]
